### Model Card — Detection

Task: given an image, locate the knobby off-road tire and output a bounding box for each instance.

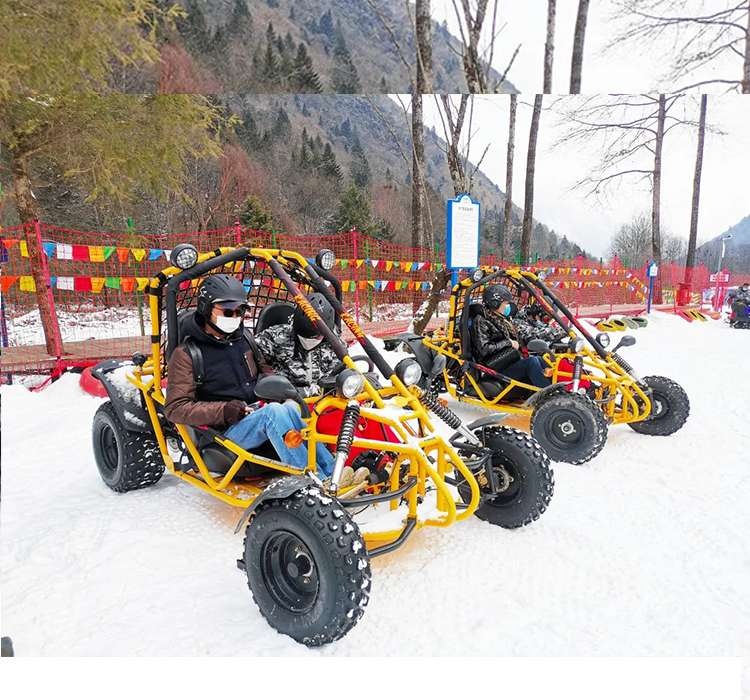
[457,426,554,529]
[531,392,608,465]
[92,401,164,492]
[242,488,371,646]
[628,375,690,436]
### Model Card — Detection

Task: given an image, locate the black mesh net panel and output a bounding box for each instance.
[159,255,316,377]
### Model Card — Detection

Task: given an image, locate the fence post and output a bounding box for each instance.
[364,238,373,321]
[351,228,361,325]
[0,288,8,349]
[234,220,242,246]
[127,217,146,337]
[32,219,63,357]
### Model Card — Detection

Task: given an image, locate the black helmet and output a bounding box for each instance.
[196,274,248,319]
[483,284,513,311]
[293,292,335,338]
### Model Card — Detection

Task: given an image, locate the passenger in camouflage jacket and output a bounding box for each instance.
[255,293,340,397]
[513,304,567,346]
[255,320,340,397]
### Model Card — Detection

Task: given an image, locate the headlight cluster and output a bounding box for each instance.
[315,248,336,270]
[395,358,422,386]
[569,336,585,353]
[596,332,610,349]
[336,369,365,398]
[470,268,484,282]
[170,244,199,270]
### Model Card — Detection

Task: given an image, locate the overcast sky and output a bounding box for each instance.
[417,93,750,257]
[430,0,741,94]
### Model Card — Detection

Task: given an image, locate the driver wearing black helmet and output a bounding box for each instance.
[472,284,552,388]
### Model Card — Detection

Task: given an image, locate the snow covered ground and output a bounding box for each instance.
[1,311,748,656]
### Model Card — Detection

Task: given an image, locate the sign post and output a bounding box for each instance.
[446,193,480,288]
[646,261,658,313]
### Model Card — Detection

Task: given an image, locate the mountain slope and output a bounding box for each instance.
[165,0,516,93]
[695,214,750,272]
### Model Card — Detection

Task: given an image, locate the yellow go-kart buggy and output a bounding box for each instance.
[90,246,554,646]
[386,267,690,464]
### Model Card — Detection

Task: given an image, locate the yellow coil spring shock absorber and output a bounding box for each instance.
[329,401,361,492]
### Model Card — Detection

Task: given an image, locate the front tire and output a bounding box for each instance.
[242,488,371,646]
[457,426,554,528]
[628,375,690,436]
[531,392,608,465]
[92,401,164,492]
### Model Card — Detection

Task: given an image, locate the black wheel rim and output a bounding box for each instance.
[98,423,119,476]
[544,409,586,448]
[484,456,522,508]
[260,530,319,614]
[649,392,669,420]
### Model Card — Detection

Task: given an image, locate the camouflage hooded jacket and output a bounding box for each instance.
[513,309,568,346]
[255,321,340,396]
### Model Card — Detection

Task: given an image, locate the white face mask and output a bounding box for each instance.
[214,315,243,334]
[299,335,323,351]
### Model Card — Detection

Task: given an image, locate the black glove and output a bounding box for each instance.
[223,400,247,426]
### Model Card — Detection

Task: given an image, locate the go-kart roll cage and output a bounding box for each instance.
[132,246,484,556]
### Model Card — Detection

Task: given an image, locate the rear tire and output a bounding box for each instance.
[92,401,164,492]
[457,426,554,528]
[531,392,608,465]
[628,375,690,436]
[242,488,371,646]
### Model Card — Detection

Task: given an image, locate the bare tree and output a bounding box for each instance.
[543,1,557,92]
[501,93,517,259]
[521,95,544,265]
[451,0,491,91]
[552,93,696,299]
[685,93,707,284]
[609,1,750,92]
[569,0,590,92]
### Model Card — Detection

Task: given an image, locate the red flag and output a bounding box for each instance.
[74,276,92,291]
[0,275,19,292]
[72,245,89,261]
[120,277,136,292]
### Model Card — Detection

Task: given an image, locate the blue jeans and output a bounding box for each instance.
[223,401,335,477]
[496,356,551,387]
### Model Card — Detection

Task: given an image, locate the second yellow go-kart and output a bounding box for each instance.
[387,267,690,464]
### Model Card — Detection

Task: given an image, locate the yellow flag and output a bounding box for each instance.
[91,277,106,293]
[131,248,147,262]
[19,275,36,292]
[20,241,29,257]
[89,246,106,262]
[136,277,149,291]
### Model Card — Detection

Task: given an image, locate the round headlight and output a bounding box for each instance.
[395,358,422,387]
[315,249,336,270]
[596,332,610,349]
[569,337,585,353]
[170,244,198,270]
[336,369,365,399]
[470,268,484,282]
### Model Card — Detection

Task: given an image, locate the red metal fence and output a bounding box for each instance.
[2,221,748,375]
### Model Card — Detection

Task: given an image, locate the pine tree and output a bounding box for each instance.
[271,107,291,141]
[321,143,342,182]
[331,26,361,92]
[327,185,373,234]
[319,9,334,38]
[349,135,370,187]
[380,75,388,92]
[239,195,275,231]
[291,43,322,92]
[236,109,261,149]
[263,40,278,84]
[177,0,211,53]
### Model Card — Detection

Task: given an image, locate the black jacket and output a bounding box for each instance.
[471,310,521,370]
[164,313,271,428]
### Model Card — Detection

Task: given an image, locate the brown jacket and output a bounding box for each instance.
[164,314,272,428]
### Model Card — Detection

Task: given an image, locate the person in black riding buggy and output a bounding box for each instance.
[727,282,750,326]
[164,274,335,478]
[472,285,552,388]
[254,292,369,486]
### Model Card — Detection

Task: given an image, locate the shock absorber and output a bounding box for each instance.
[418,390,461,430]
[329,401,361,491]
[571,355,583,392]
[418,389,483,446]
[612,352,634,374]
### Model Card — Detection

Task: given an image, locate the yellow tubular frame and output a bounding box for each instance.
[121,246,481,553]
[428,266,653,425]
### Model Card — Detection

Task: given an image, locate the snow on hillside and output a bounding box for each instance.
[1,312,748,656]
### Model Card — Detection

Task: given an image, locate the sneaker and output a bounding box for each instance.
[338,466,355,489]
[352,466,370,485]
